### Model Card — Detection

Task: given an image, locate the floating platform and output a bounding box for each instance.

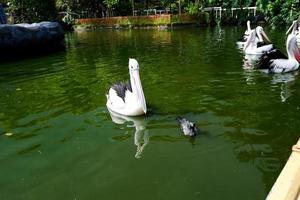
[266,138,300,200]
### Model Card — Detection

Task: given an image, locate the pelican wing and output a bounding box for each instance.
[257,44,273,54]
[107,88,126,109]
[111,81,132,102]
[107,81,133,110]
[268,49,288,59]
[258,49,287,69]
[269,59,299,73]
[257,41,270,47]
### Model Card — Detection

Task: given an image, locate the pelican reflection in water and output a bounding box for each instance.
[270,72,298,102]
[243,54,262,69]
[108,110,149,159]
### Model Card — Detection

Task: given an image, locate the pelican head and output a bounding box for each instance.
[256,26,271,43]
[129,58,139,71]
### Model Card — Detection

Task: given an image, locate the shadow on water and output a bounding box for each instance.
[0,44,66,64]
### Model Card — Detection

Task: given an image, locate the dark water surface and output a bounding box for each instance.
[0,26,299,200]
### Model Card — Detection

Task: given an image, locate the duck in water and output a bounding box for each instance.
[176,116,198,137]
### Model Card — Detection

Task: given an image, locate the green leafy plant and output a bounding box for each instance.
[256,0,300,28]
[62,12,75,24]
[103,0,119,16]
[185,2,201,15]
[7,0,57,23]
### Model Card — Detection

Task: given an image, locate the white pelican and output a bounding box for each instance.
[244,30,273,55]
[106,58,147,116]
[237,21,271,48]
[257,34,300,73]
[109,110,149,159]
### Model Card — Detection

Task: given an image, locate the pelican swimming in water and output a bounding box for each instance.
[106,58,147,116]
[244,29,273,55]
[258,34,300,73]
[237,21,271,49]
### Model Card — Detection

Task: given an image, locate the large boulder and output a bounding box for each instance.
[0,22,65,58]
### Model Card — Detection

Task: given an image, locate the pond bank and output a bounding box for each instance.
[74,14,209,31]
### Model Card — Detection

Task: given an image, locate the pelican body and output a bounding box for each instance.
[106,59,147,116]
[258,34,300,73]
[244,29,273,55]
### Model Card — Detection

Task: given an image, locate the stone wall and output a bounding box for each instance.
[76,15,172,29]
[75,14,208,30]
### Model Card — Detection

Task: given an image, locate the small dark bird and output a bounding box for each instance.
[176,116,198,137]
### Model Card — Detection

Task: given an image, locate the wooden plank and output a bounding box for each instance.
[266,138,300,200]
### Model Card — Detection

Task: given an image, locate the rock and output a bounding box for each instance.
[0,21,65,59]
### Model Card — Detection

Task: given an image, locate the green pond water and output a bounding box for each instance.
[0,26,300,200]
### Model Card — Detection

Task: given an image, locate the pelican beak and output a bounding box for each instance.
[261,31,271,43]
[132,70,147,115]
[286,20,297,35]
[247,20,251,32]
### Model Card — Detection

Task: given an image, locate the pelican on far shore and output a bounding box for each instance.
[258,34,300,73]
[243,30,273,55]
[106,58,147,116]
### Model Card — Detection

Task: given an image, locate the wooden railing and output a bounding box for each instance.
[266,138,300,200]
